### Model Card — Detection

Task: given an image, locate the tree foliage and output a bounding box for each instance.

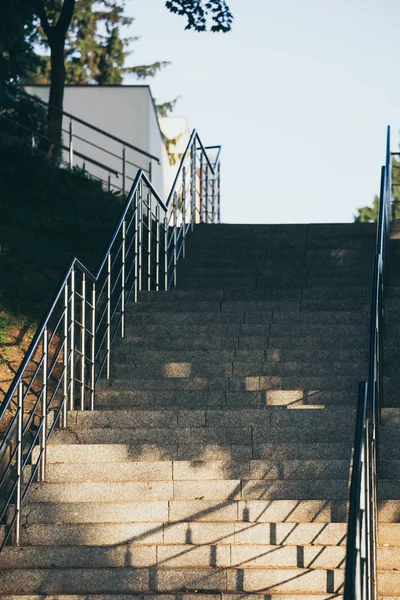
[0,0,38,84]
[165,0,233,32]
[2,0,233,151]
[31,1,171,85]
[354,157,400,222]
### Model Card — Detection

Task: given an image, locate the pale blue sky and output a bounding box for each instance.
[124,0,400,223]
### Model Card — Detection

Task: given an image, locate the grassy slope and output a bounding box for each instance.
[0,144,124,398]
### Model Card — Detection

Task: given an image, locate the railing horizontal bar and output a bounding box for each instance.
[9,85,160,162]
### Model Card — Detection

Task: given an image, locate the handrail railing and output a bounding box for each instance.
[0,84,160,194]
[0,130,221,550]
[344,126,392,600]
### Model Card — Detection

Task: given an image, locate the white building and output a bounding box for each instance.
[25,85,190,200]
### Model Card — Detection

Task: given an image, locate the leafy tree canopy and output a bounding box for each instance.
[354,157,400,222]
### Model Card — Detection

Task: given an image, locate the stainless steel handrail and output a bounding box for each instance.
[0,131,221,550]
[344,126,392,600]
[0,116,119,178]
[6,84,160,163]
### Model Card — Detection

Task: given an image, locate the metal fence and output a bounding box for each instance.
[0,130,221,550]
[344,126,392,600]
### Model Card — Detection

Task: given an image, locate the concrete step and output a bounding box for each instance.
[24,479,350,503]
[94,389,228,409]
[0,566,346,595]
[68,407,355,431]
[177,278,371,290]
[124,309,368,326]
[114,334,368,351]
[48,423,355,447]
[122,323,367,337]
[29,459,351,483]
[17,499,349,525]
[255,442,352,461]
[3,521,349,547]
[114,347,368,364]
[111,361,366,379]
[94,388,358,409]
[0,594,351,600]
[42,439,352,464]
[96,375,361,393]
[0,543,349,569]
[302,287,370,299]
[122,329,366,346]
[300,300,370,311]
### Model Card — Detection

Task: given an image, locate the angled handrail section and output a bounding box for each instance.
[0,131,221,550]
[344,126,392,600]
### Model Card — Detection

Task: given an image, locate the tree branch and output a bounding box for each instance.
[35,0,52,39]
[55,0,76,35]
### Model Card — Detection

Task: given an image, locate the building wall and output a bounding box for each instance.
[159,116,191,203]
[25,85,166,197]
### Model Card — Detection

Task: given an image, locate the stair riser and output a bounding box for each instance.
[0,567,346,594]
[0,544,349,569]
[25,459,350,483]
[2,522,349,547]
[15,499,349,525]
[24,480,350,503]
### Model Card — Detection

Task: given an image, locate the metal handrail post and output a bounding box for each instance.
[191,143,196,230]
[122,147,126,195]
[90,282,96,410]
[217,162,221,223]
[173,191,178,288]
[121,220,126,337]
[62,283,68,429]
[138,182,143,292]
[80,272,86,410]
[155,204,160,291]
[69,120,73,169]
[182,166,187,258]
[211,176,216,224]
[106,253,112,379]
[164,214,168,290]
[69,269,75,410]
[40,327,48,482]
[199,150,204,223]
[134,190,139,303]
[147,193,152,291]
[205,161,209,223]
[15,381,23,546]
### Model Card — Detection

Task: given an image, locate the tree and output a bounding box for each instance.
[354,157,400,222]
[0,0,38,84]
[35,0,76,156]
[6,0,232,154]
[31,1,171,85]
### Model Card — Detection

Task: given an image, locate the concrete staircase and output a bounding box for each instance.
[1,223,399,598]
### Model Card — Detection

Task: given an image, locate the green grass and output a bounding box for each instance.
[0,313,12,346]
[0,143,124,321]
